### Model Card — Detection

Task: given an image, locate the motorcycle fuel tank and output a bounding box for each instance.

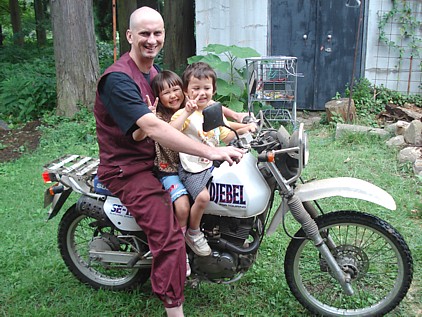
[205,152,271,218]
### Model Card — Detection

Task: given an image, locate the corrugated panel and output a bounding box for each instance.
[195,0,268,56]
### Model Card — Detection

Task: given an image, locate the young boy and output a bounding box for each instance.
[171,62,253,256]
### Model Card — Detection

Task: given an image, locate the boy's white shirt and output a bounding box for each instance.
[171,109,231,173]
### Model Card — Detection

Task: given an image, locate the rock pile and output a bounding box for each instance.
[385,120,422,177]
[325,98,422,178]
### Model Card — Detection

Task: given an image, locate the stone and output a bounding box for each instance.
[398,146,422,163]
[0,120,9,131]
[386,135,406,148]
[396,120,411,136]
[385,120,411,135]
[325,98,356,123]
[414,159,422,175]
[335,123,389,139]
[403,120,422,146]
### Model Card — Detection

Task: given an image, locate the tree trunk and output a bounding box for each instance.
[163,0,195,73]
[9,0,24,46]
[51,0,100,117]
[137,0,159,10]
[0,25,3,46]
[117,0,137,56]
[34,0,47,46]
[138,0,158,9]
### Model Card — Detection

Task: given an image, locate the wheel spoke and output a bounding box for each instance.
[58,207,150,290]
[285,211,412,317]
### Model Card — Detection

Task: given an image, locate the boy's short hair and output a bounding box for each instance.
[182,62,217,93]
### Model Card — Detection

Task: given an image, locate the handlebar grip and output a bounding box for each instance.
[257,152,269,162]
[242,115,255,124]
[213,160,223,168]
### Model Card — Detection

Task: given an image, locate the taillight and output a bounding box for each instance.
[42,171,57,183]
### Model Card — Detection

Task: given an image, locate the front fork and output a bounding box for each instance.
[288,195,354,295]
[265,160,353,295]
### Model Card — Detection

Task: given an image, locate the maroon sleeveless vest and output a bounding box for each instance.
[94,52,159,168]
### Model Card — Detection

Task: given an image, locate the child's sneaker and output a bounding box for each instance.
[185,231,211,256]
[186,253,191,277]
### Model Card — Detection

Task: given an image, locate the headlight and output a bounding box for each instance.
[288,124,309,167]
[277,125,290,148]
[303,131,309,166]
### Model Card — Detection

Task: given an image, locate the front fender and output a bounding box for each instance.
[295,177,396,210]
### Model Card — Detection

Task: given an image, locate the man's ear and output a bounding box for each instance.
[126,29,133,44]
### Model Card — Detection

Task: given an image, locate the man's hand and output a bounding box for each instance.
[207,146,245,166]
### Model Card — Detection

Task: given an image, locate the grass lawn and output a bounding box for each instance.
[0,120,420,317]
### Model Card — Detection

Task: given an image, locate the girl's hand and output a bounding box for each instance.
[145,95,159,113]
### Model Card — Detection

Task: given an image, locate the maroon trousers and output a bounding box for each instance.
[98,163,186,308]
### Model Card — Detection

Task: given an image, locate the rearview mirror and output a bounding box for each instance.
[203,102,226,132]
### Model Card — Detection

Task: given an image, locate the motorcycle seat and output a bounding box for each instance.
[93,175,112,195]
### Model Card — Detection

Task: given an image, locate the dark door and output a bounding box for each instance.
[270,0,364,110]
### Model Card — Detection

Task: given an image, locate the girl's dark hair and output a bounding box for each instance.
[181,62,217,93]
[151,70,185,114]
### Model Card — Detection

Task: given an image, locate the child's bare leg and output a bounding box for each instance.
[186,188,211,256]
[173,194,190,229]
[174,194,191,276]
[189,188,209,230]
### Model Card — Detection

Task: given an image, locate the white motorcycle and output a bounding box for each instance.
[42,103,413,317]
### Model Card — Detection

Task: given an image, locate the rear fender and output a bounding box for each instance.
[295,177,396,210]
[46,188,72,220]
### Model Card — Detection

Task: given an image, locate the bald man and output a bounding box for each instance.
[94,6,243,317]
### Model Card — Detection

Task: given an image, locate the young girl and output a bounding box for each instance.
[138,70,197,276]
[171,62,253,256]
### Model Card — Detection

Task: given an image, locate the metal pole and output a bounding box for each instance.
[112,0,117,62]
[347,0,364,123]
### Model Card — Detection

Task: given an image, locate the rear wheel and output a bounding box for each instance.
[58,205,150,290]
[284,211,413,317]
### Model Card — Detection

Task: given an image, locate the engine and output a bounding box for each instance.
[190,215,260,281]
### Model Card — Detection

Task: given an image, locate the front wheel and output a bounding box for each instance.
[58,204,150,291]
[284,210,413,317]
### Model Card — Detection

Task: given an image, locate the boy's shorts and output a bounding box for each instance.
[160,174,189,203]
[178,166,213,200]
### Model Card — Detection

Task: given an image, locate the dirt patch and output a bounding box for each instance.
[0,121,42,163]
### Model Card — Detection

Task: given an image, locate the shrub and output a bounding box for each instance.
[97,41,116,73]
[188,44,260,112]
[0,57,56,122]
[339,78,422,126]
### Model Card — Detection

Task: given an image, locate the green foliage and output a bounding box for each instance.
[336,77,422,126]
[378,0,422,62]
[328,112,345,128]
[97,41,116,73]
[0,42,54,64]
[188,44,260,112]
[40,108,98,155]
[0,0,51,45]
[0,55,56,123]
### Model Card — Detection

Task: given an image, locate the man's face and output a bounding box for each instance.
[127,17,165,60]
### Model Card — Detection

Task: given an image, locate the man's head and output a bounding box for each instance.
[127,7,165,63]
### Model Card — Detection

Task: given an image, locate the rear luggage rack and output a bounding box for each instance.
[44,155,99,182]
